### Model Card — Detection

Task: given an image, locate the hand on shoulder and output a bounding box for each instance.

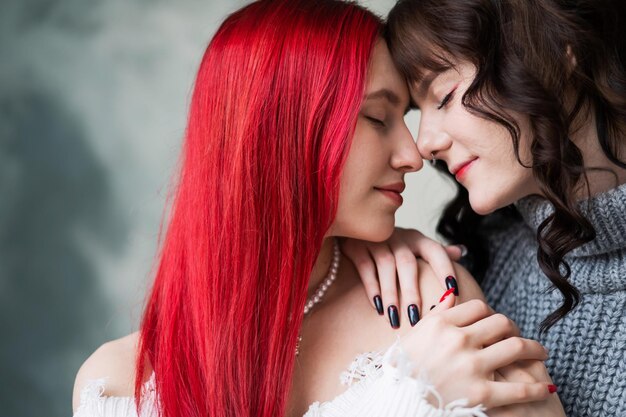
[414,258,485,315]
[341,229,484,322]
[72,332,146,413]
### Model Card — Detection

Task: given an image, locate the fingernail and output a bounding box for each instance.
[439,288,455,302]
[548,384,558,394]
[445,276,459,296]
[430,304,436,310]
[458,244,468,257]
[407,304,420,326]
[373,295,384,315]
[388,305,400,329]
[544,346,550,356]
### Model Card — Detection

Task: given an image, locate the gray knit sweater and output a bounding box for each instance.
[481,183,626,417]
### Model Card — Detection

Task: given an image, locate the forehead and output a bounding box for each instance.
[410,70,440,99]
[410,63,475,98]
[364,41,409,102]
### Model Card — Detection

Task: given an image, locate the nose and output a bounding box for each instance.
[416,114,451,161]
[391,123,423,173]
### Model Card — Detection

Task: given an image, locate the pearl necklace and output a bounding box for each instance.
[295,238,340,356]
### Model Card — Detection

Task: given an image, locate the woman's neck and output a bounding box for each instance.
[308,237,335,298]
[572,112,626,198]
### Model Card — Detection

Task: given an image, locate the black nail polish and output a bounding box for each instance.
[373,295,384,315]
[388,305,400,329]
[445,275,459,296]
[408,304,420,326]
[430,304,436,310]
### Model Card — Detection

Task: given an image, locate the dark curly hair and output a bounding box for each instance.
[385,0,626,332]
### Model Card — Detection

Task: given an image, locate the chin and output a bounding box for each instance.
[329,210,396,242]
[342,218,395,242]
[469,182,531,215]
[362,217,396,242]
[468,192,503,216]
[365,228,395,242]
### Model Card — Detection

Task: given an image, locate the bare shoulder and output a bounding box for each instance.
[72,331,148,413]
[324,258,486,353]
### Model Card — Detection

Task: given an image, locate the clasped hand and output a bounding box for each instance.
[341,228,566,416]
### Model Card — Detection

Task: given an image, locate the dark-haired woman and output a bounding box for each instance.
[344,1,626,416]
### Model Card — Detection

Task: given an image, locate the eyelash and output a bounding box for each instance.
[365,116,386,128]
[437,89,456,110]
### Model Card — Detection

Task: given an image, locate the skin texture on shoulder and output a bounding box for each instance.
[351,257,486,340]
[332,256,484,346]
[72,331,148,413]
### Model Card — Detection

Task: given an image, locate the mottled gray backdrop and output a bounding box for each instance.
[0,0,452,416]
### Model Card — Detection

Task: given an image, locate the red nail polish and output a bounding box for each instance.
[548,384,558,394]
[439,288,455,302]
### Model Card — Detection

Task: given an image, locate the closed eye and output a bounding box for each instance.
[437,89,456,110]
[364,115,386,128]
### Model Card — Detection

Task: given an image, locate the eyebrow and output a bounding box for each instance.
[364,88,401,105]
[415,71,440,99]
[364,88,412,114]
[408,71,443,111]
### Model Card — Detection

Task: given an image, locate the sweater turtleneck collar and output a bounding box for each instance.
[515,182,626,257]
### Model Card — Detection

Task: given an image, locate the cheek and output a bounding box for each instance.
[453,115,538,212]
[331,197,396,241]
[339,123,388,193]
[466,157,536,214]
[334,182,396,241]
[328,128,397,241]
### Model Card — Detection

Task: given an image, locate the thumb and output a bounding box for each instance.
[444,244,466,261]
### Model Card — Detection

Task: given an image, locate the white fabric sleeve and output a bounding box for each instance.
[72,376,158,417]
[73,341,488,417]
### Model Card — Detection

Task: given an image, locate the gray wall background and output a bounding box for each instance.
[0,0,454,416]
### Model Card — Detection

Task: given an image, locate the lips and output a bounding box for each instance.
[374,182,405,205]
[450,158,478,180]
[375,182,405,193]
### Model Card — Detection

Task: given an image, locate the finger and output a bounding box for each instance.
[368,242,400,328]
[479,337,549,371]
[341,239,383,314]
[494,369,506,382]
[389,236,420,326]
[427,287,457,315]
[444,245,464,261]
[438,298,495,326]
[405,231,458,294]
[480,381,555,409]
[466,313,520,347]
[498,360,553,384]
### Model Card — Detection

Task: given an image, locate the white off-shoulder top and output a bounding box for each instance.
[73,341,488,417]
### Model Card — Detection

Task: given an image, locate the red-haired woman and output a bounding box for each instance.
[71,1,562,417]
[343,1,626,417]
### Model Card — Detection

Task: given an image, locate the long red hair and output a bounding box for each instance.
[134,1,381,416]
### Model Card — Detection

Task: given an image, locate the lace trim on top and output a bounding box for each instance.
[80,373,156,402]
[74,373,158,417]
[339,350,384,386]
[305,340,488,417]
[75,341,487,417]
